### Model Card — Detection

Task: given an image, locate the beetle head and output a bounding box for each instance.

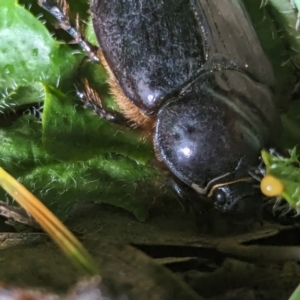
[209,180,262,215]
[154,85,268,215]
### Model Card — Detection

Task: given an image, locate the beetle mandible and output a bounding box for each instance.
[39,0,281,217]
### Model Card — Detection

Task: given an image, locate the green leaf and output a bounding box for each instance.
[0,113,161,221]
[289,283,300,300]
[42,85,153,163]
[267,0,300,68]
[0,83,45,114]
[0,0,80,89]
[242,0,296,105]
[20,152,158,221]
[281,101,300,148]
[0,115,48,178]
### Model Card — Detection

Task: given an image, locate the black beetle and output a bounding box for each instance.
[38,0,281,218]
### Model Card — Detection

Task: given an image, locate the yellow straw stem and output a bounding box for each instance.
[0,167,99,275]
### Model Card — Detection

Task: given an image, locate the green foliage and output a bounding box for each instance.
[289,283,300,300]
[0,0,78,90]
[42,85,152,162]
[261,148,300,212]
[281,101,300,148]
[0,0,161,221]
[242,0,297,106]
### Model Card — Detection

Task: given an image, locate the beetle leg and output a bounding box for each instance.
[77,79,132,126]
[37,0,100,63]
[38,0,133,127]
[168,177,212,213]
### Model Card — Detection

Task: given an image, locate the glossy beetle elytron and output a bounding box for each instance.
[39,0,281,217]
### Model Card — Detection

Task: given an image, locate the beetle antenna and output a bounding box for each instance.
[37,0,100,63]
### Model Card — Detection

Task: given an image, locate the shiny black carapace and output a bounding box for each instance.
[39,0,281,217]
